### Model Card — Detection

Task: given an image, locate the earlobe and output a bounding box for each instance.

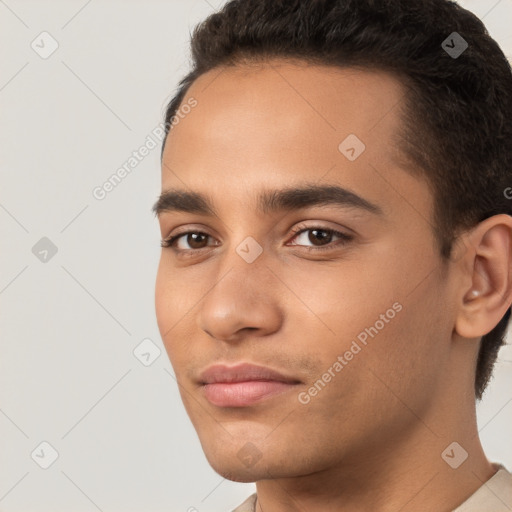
[455,215,512,339]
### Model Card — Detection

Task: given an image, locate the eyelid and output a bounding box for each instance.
[161,222,354,253]
[160,228,216,250]
[287,222,353,244]
[160,223,215,244]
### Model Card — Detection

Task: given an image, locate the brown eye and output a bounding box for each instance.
[307,229,334,246]
[161,231,211,250]
[182,233,209,249]
[288,227,353,251]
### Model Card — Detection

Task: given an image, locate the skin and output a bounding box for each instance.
[154,59,512,512]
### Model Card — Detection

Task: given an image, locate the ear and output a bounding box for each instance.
[455,214,512,339]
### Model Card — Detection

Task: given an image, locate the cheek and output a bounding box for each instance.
[154,259,184,358]
[154,256,192,328]
[292,247,446,384]
[360,276,452,404]
[154,258,170,332]
[282,258,400,346]
[154,258,202,368]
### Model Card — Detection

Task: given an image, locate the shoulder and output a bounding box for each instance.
[452,463,512,512]
[231,492,257,512]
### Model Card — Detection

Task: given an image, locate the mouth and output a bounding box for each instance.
[198,363,301,408]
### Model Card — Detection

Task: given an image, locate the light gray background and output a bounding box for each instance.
[1,1,511,511]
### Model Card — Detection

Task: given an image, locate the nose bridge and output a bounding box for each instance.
[215,208,270,277]
[210,233,271,304]
[196,234,282,341]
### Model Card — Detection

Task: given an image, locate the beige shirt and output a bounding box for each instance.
[231,464,512,512]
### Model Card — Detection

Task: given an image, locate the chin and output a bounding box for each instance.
[218,468,261,483]
[198,438,272,481]
[206,456,264,483]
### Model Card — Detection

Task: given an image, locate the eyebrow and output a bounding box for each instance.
[152,183,383,218]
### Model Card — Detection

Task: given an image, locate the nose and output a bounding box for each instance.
[197,253,283,344]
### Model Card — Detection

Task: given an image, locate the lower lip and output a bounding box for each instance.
[202,380,298,407]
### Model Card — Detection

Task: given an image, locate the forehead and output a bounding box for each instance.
[160,59,431,222]
[184,60,406,131]
[164,61,409,164]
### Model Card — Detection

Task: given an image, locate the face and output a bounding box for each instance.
[154,60,457,482]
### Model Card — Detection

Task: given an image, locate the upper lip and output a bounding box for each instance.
[198,363,301,385]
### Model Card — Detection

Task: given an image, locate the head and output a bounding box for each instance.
[154,0,512,482]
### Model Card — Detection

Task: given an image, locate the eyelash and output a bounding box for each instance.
[160,225,353,255]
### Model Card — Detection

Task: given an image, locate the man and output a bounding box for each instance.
[153,0,512,510]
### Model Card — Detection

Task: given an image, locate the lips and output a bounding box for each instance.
[198,363,301,407]
[199,363,300,385]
